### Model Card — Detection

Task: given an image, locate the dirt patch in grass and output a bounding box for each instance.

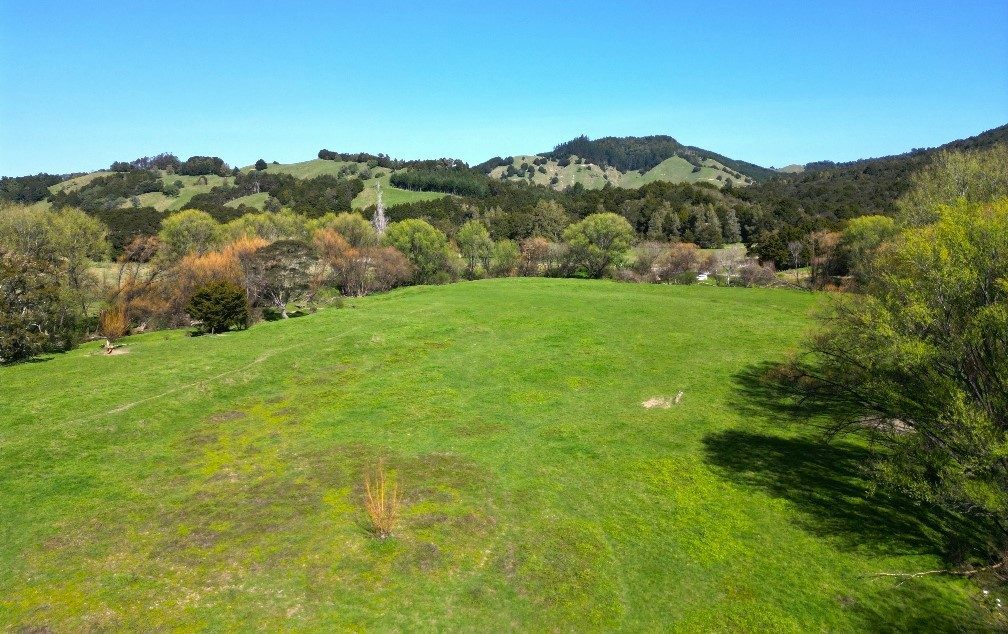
[92,346,130,356]
[642,392,683,409]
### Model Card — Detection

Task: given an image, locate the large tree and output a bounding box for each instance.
[562,212,634,278]
[455,220,493,277]
[768,198,1008,563]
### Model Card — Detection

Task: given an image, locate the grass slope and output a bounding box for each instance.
[241,159,446,210]
[0,279,992,630]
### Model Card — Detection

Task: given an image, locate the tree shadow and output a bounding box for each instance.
[849,581,998,632]
[703,428,957,556]
[1,355,54,366]
[703,361,990,561]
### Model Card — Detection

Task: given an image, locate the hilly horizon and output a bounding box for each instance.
[6,123,1006,186]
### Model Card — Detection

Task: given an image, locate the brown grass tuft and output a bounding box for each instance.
[363,463,400,538]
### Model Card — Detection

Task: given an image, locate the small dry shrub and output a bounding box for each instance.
[98,303,129,352]
[519,236,550,276]
[654,242,701,283]
[363,463,400,539]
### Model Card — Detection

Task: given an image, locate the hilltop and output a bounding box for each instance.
[475,134,779,191]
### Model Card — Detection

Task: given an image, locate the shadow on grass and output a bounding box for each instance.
[703,429,953,556]
[1,355,54,366]
[704,362,989,560]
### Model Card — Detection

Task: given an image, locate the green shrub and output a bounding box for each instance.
[187,280,249,334]
[0,251,82,362]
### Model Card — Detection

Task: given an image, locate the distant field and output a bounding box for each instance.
[225,192,270,210]
[241,159,446,209]
[352,172,447,209]
[48,171,115,194]
[0,278,988,630]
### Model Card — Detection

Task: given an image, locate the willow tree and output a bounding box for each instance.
[772,198,1008,564]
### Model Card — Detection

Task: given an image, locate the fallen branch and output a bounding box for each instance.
[867,561,1004,581]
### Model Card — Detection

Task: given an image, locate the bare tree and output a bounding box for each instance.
[713,244,747,286]
[787,240,803,285]
[371,183,388,235]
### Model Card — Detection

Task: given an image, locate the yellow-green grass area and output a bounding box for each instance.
[352,172,447,210]
[0,279,992,630]
[48,171,115,194]
[237,159,446,210]
[243,158,353,180]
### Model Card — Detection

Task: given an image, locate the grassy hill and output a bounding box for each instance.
[0,279,989,630]
[488,154,751,191]
[244,159,448,210]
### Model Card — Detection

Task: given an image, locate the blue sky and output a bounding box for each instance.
[1,0,1006,176]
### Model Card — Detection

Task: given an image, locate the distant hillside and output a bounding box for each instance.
[475,134,777,191]
[479,154,751,190]
[742,122,1008,221]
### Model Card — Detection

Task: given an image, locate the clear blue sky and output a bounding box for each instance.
[1,0,1006,176]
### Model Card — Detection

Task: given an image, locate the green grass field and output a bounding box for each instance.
[0,279,993,630]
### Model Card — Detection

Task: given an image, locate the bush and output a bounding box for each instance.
[0,251,81,362]
[187,280,249,334]
[490,239,520,277]
[382,219,454,284]
[98,303,129,352]
[654,242,700,283]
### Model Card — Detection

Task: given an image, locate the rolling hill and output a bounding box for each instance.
[475,134,778,191]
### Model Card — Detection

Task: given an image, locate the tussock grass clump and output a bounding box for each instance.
[363,463,400,539]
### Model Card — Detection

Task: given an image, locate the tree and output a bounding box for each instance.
[0,251,81,362]
[490,239,520,277]
[562,212,635,278]
[255,159,268,171]
[654,242,700,283]
[768,198,1008,564]
[712,244,747,286]
[519,236,550,276]
[382,219,454,284]
[456,220,493,277]
[787,240,803,284]
[529,199,570,241]
[158,209,224,261]
[896,146,1008,227]
[690,205,723,248]
[837,215,899,287]
[226,211,309,242]
[187,280,249,333]
[48,207,109,311]
[723,208,742,243]
[247,240,318,317]
[312,212,377,248]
